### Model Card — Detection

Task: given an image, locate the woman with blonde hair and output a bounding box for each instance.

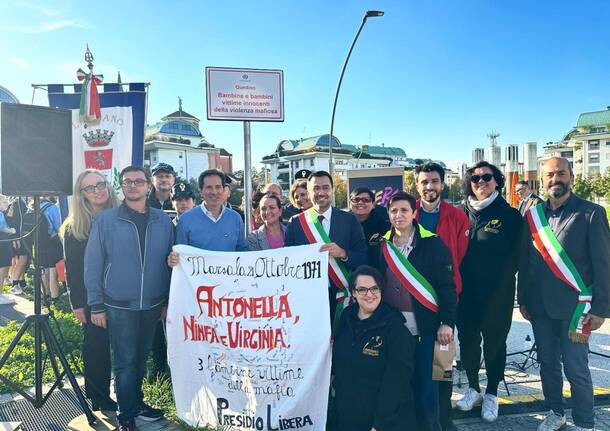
[60,169,119,411]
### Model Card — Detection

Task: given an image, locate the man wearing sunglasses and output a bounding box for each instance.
[349,187,390,262]
[516,180,543,216]
[413,162,469,431]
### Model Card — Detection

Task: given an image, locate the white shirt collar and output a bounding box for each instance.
[200,201,225,222]
[315,206,333,222]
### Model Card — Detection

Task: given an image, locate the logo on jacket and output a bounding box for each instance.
[362,335,383,357]
[484,219,501,234]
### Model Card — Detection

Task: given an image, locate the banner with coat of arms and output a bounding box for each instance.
[70,107,132,191]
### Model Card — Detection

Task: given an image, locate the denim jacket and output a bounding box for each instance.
[85,203,174,312]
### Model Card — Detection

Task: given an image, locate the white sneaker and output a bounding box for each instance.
[455,387,483,411]
[10,286,22,295]
[481,393,498,422]
[537,410,566,430]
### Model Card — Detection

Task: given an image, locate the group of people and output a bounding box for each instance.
[61,157,608,431]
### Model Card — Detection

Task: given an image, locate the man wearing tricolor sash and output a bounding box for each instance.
[284,170,368,325]
[518,157,610,431]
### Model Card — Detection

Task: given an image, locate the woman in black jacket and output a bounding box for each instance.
[332,265,416,431]
[60,169,118,411]
[372,192,457,431]
[455,161,522,423]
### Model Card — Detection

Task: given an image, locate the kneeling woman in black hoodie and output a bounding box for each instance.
[332,265,416,431]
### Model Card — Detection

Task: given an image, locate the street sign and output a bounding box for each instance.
[205,67,284,122]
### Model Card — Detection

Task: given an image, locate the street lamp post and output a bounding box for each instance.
[328,10,384,177]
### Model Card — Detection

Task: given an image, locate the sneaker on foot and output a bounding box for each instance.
[137,402,163,422]
[118,418,138,431]
[481,393,498,422]
[10,286,22,295]
[455,387,483,411]
[537,410,566,431]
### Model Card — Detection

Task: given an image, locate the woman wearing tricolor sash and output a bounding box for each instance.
[372,192,457,431]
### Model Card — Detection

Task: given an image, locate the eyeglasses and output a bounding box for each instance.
[354,286,380,296]
[121,179,148,187]
[81,181,107,194]
[515,188,526,193]
[350,197,372,204]
[471,173,494,183]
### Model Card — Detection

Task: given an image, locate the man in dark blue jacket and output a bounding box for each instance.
[85,166,173,431]
[284,170,368,322]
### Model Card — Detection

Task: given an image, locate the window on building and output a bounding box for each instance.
[588,166,600,176]
[589,140,600,150]
[560,151,573,158]
[589,153,600,163]
[309,159,314,167]
[295,161,299,169]
[590,127,606,133]
[606,140,610,146]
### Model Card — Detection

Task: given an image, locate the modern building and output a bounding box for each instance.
[472,148,485,164]
[261,134,407,190]
[0,85,19,104]
[144,102,232,181]
[568,107,610,177]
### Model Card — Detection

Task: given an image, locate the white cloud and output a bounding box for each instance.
[7,56,30,71]
[19,20,85,33]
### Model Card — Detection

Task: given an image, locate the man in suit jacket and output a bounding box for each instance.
[516,180,543,216]
[518,157,610,431]
[284,170,368,321]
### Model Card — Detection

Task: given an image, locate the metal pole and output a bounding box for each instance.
[243,121,253,235]
[33,196,42,407]
[329,15,369,177]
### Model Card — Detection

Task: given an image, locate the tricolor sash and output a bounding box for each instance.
[381,238,439,313]
[526,204,592,342]
[297,209,351,318]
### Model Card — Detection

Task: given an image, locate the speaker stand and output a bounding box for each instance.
[0,197,96,426]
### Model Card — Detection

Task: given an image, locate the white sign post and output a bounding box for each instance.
[167,244,330,430]
[205,67,284,233]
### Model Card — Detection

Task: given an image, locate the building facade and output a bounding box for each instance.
[144,104,232,181]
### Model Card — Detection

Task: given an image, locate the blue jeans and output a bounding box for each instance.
[413,335,441,431]
[107,306,162,422]
[532,315,594,429]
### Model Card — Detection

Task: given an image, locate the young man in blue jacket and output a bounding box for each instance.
[85,166,174,431]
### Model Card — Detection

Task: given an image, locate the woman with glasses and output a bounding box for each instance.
[455,161,522,423]
[60,169,119,411]
[349,187,391,262]
[247,194,287,250]
[332,265,415,431]
[372,191,456,431]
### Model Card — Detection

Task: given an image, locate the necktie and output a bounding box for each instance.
[318,215,324,224]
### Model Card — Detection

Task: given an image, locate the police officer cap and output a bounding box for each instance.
[172,182,195,199]
[151,162,175,175]
[294,169,312,180]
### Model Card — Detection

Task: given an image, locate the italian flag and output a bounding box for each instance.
[77,68,103,124]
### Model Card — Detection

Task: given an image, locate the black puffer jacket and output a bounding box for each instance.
[332,302,416,431]
[460,195,522,310]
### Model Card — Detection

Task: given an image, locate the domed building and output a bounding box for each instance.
[144,99,233,181]
[0,85,19,104]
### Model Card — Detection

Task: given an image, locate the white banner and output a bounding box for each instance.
[167,244,331,430]
[71,106,133,192]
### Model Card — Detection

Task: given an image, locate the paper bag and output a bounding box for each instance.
[432,340,455,381]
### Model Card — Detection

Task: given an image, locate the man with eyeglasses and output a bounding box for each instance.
[284,170,368,323]
[349,187,390,262]
[85,166,174,431]
[516,180,543,216]
[414,162,469,431]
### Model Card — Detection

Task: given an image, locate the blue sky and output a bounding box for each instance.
[1,0,609,170]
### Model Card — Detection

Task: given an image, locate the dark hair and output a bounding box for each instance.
[260,193,282,209]
[350,187,374,201]
[516,180,529,187]
[251,191,266,209]
[198,169,226,189]
[462,161,505,197]
[348,265,385,295]
[388,191,417,212]
[308,170,333,188]
[119,166,150,183]
[414,162,445,182]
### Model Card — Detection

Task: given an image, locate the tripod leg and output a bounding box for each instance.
[0,318,32,367]
[41,322,66,386]
[41,320,96,425]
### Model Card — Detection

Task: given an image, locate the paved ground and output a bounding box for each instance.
[456,406,610,430]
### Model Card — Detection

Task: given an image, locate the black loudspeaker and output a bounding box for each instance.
[0,103,73,196]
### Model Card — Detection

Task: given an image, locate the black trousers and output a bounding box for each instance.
[83,308,112,402]
[150,320,168,375]
[457,294,513,396]
[438,380,453,426]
